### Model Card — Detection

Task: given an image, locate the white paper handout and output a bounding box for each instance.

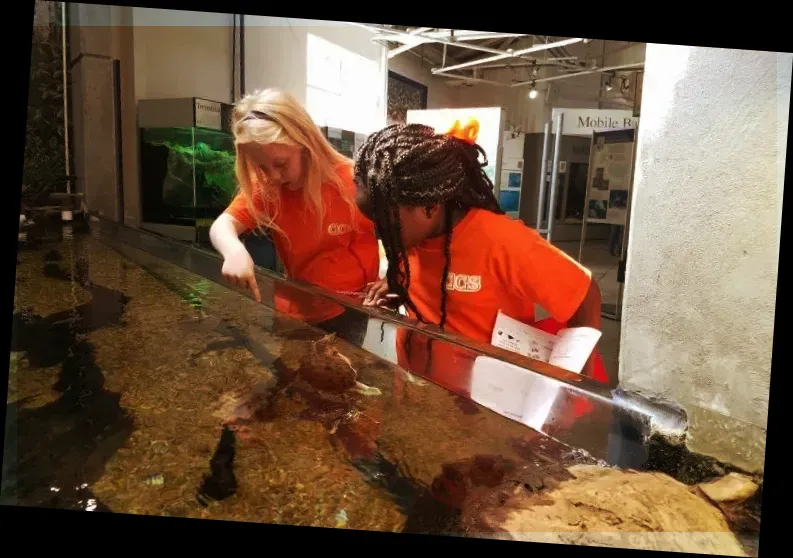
[490,310,602,374]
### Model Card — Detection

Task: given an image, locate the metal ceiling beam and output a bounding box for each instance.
[432,37,585,75]
[354,23,529,57]
[511,62,644,87]
[437,73,511,87]
[421,30,527,41]
[387,37,432,59]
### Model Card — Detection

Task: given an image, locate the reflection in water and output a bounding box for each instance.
[5,256,132,512]
[197,426,238,506]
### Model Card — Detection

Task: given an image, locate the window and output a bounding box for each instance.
[306,33,384,135]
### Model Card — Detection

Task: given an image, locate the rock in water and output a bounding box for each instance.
[697,472,761,532]
[467,465,749,556]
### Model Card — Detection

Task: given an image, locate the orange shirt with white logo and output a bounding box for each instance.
[225,165,379,323]
[396,208,592,391]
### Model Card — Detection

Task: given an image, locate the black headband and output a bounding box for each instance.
[241,110,276,123]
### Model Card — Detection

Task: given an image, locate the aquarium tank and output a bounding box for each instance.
[138,97,236,245]
[321,126,368,159]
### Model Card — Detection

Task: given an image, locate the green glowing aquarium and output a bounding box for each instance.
[138,97,236,245]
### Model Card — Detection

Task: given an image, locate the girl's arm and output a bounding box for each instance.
[566,279,602,378]
[209,212,248,258]
[567,279,602,331]
[210,212,262,303]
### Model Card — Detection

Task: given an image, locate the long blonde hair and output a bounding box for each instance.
[232,88,356,240]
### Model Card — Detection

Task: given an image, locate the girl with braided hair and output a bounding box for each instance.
[356,119,607,388]
[209,89,379,344]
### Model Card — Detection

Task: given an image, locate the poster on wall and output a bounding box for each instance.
[585,128,636,226]
[387,71,428,125]
[407,107,505,188]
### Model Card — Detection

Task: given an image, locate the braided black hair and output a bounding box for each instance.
[354,123,504,331]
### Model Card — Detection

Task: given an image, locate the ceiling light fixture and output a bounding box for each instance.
[528,81,538,99]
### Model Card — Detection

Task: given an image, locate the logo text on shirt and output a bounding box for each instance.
[446,273,482,293]
[327,223,352,236]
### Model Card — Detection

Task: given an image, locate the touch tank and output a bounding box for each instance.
[5,216,761,554]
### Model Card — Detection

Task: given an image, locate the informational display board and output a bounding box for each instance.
[583,128,636,226]
[498,131,525,218]
[406,107,505,189]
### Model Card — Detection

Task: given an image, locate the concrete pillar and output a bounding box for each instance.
[69,3,121,222]
[620,45,791,472]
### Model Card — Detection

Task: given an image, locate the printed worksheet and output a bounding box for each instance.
[491,310,601,374]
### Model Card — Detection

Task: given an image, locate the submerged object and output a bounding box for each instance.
[145,474,165,487]
[196,426,238,506]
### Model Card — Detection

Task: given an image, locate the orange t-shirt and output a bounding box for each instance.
[396,208,593,390]
[225,165,379,323]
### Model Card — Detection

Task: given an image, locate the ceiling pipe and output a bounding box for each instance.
[473,58,577,71]
[353,22,529,57]
[511,62,644,87]
[432,37,585,75]
[420,30,527,41]
[438,73,511,87]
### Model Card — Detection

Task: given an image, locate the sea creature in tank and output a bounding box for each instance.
[211,334,384,459]
[290,334,382,397]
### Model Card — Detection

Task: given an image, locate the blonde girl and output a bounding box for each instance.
[210,89,380,342]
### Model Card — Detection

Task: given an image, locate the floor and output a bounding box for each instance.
[554,240,622,383]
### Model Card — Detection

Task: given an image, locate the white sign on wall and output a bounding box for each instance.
[194,98,222,130]
[551,108,639,137]
[407,107,504,187]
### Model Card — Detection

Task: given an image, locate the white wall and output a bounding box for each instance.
[244,17,387,135]
[620,44,789,472]
[130,11,389,137]
[132,9,234,103]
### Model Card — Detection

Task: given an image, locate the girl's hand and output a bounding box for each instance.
[222,246,262,303]
[363,279,400,309]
